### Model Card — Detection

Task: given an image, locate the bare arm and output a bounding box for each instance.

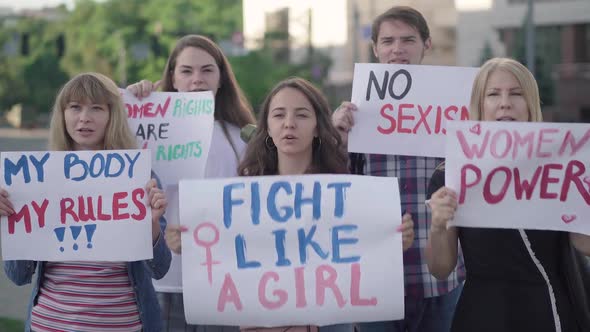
[570,232,590,256]
[331,101,357,147]
[425,187,460,279]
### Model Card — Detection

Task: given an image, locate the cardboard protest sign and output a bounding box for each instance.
[445,120,590,235]
[1,150,153,261]
[122,90,216,292]
[152,184,183,293]
[122,90,215,186]
[349,63,478,157]
[179,175,405,326]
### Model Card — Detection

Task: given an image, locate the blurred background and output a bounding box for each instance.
[0,0,589,329]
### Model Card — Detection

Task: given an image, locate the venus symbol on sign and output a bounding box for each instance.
[193,222,221,285]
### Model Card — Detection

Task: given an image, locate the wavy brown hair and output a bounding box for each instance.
[49,72,137,151]
[161,34,255,159]
[238,77,348,176]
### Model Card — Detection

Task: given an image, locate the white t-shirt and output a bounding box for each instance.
[204,121,246,178]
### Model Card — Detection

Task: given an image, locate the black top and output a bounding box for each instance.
[428,168,589,332]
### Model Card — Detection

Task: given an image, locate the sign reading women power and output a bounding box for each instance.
[349,63,478,157]
[1,150,152,261]
[445,121,590,235]
[179,175,404,326]
[122,90,215,186]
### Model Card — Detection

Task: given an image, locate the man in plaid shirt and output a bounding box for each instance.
[332,6,465,332]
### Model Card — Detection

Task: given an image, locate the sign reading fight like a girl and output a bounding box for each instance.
[1,150,153,261]
[445,120,590,235]
[179,174,404,326]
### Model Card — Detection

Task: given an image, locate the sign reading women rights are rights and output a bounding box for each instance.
[122,90,215,186]
[122,90,216,293]
[348,63,478,157]
[1,150,153,261]
[445,121,590,235]
[179,175,404,326]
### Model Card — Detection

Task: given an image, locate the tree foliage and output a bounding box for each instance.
[0,0,330,123]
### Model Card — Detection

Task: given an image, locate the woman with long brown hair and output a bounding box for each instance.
[127,34,256,332]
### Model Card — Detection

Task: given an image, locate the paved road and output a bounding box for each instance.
[0,129,48,320]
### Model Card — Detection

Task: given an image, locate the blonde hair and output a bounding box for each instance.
[469,57,542,122]
[49,72,137,151]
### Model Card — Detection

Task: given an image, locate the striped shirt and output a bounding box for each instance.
[31,261,142,332]
[356,153,466,298]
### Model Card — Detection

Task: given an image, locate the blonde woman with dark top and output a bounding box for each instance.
[426,57,590,332]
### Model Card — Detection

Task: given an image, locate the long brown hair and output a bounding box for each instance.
[161,34,255,158]
[49,72,137,151]
[238,77,348,176]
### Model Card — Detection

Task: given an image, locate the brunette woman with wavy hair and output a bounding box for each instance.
[237,77,414,332]
[238,77,347,176]
[236,77,347,332]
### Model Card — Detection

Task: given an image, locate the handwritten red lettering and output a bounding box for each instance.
[536,128,559,158]
[350,263,377,306]
[60,190,146,224]
[397,103,414,134]
[377,103,467,136]
[558,129,590,157]
[217,273,243,312]
[459,161,590,205]
[259,272,288,310]
[126,96,171,119]
[458,127,590,160]
[315,265,346,308]
[482,166,511,204]
[490,130,512,159]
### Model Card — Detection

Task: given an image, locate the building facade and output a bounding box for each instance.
[243,0,458,104]
[457,0,590,122]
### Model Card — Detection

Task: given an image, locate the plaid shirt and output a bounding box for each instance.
[351,153,466,299]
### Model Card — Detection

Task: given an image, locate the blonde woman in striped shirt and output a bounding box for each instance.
[1,72,171,332]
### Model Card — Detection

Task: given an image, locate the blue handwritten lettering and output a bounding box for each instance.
[223,183,245,229]
[273,229,291,267]
[331,225,360,263]
[327,182,351,218]
[298,225,329,264]
[267,181,293,222]
[294,182,321,220]
[235,234,261,269]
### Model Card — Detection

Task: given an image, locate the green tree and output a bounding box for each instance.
[230,49,326,113]
[141,0,242,40]
[0,13,68,118]
[61,0,245,86]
